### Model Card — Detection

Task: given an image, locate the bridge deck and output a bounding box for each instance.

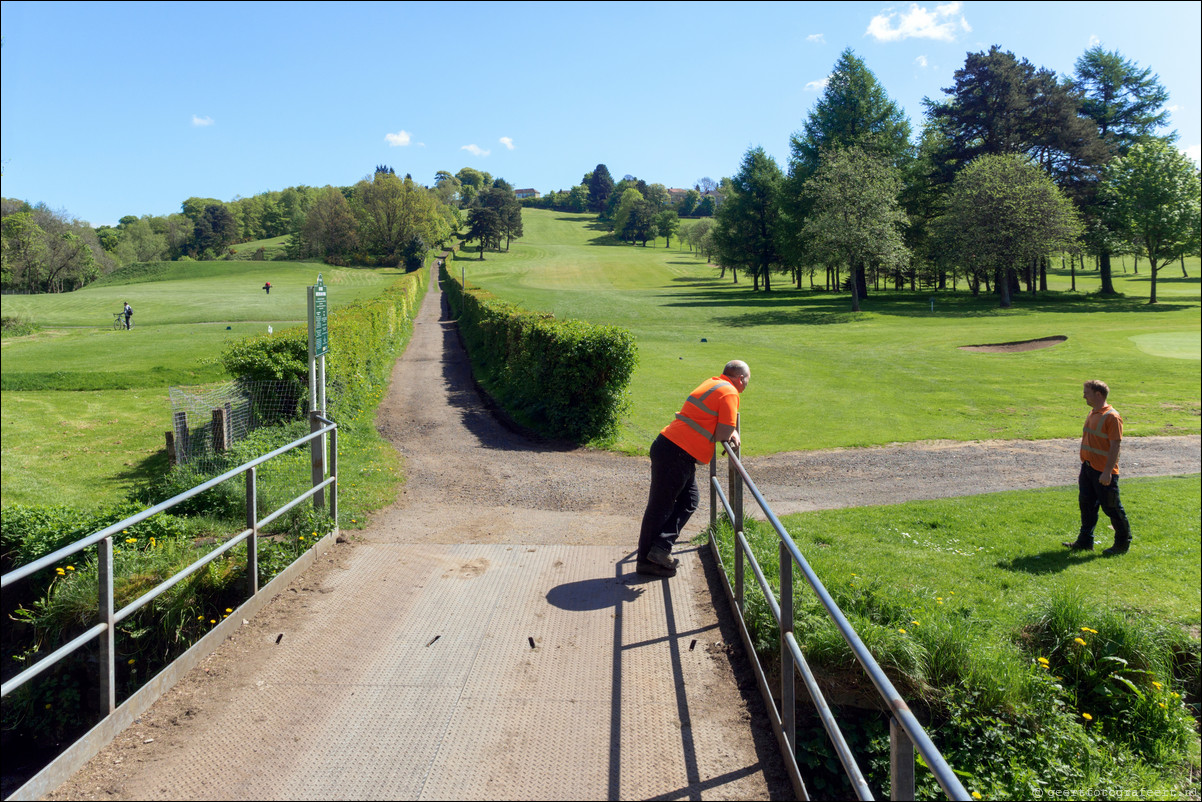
[60,542,776,800]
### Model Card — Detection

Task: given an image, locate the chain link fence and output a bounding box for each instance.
[167,380,307,472]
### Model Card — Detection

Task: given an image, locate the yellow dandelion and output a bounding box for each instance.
[899,628,907,634]
[128,659,136,665]
[225,608,233,613]
[972,793,982,800]
[1159,702,1166,709]
[56,568,65,575]
[1038,657,1050,665]
[66,565,75,571]
[1082,713,1093,721]
[210,619,216,624]
[46,703,52,710]
[1152,681,1163,690]
[1074,637,1087,646]
[299,536,305,541]
[911,620,920,626]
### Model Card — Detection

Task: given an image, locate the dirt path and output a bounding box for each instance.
[43,268,1199,800]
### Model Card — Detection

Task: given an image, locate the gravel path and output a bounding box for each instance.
[369,268,1199,545]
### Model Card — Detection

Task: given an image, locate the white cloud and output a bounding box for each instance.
[385,130,412,147]
[1166,104,1182,114]
[866,2,971,42]
[461,144,490,157]
[807,33,825,43]
[915,55,929,68]
[805,76,830,91]
[1088,34,1101,47]
[1184,144,1201,166]
[192,115,214,127]
[499,137,515,150]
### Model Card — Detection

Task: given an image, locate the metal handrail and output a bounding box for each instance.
[1,414,338,712]
[708,444,970,802]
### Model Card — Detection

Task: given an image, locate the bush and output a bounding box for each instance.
[441,264,637,443]
[220,268,427,422]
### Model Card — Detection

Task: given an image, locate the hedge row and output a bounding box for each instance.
[440,263,638,443]
[220,267,428,421]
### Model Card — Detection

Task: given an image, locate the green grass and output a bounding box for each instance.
[227,235,291,261]
[455,210,1201,455]
[0,259,412,512]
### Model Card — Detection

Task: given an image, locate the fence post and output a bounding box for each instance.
[246,467,258,596]
[212,407,229,452]
[890,716,915,801]
[781,540,796,754]
[165,431,177,466]
[310,411,325,510]
[173,410,190,463]
[98,536,116,715]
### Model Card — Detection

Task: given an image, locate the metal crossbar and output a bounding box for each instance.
[1,413,338,713]
[707,442,970,801]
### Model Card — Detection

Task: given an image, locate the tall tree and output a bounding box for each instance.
[1073,47,1173,294]
[712,147,784,291]
[801,147,909,312]
[939,154,1083,308]
[786,48,912,299]
[588,164,614,215]
[655,210,680,248]
[296,186,359,263]
[353,172,445,266]
[1100,140,1201,304]
[464,206,501,259]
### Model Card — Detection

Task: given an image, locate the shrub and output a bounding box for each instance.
[441,264,637,443]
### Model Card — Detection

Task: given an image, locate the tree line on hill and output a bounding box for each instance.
[705,45,1200,308]
[0,166,530,294]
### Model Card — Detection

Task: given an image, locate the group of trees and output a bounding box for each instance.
[2,166,492,293]
[1,199,116,294]
[707,46,1200,307]
[523,164,722,220]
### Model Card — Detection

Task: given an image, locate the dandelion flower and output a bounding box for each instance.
[299,536,305,542]
[56,568,65,576]
[128,659,136,665]
[1082,713,1093,721]
[1159,702,1166,709]
[972,794,981,800]
[1074,637,1087,646]
[1152,681,1163,690]
[899,628,907,634]
[1038,657,1049,665]
[66,566,75,571]
[225,608,233,613]
[210,619,216,624]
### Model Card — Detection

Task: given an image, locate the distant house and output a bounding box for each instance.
[514,188,540,199]
[667,188,690,204]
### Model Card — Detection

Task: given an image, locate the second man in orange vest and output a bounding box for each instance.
[637,360,750,577]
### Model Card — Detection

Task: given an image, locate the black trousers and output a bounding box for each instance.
[637,434,699,559]
[1078,462,1131,545]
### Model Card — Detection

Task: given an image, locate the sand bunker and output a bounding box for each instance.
[959,335,1067,353]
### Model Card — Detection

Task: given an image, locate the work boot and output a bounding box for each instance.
[1102,541,1130,557]
[1062,539,1093,551]
[637,546,678,577]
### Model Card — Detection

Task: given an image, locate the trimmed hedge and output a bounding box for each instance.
[441,264,638,443]
[221,267,428,421]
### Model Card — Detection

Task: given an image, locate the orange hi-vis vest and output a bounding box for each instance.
[1080,404,1122,475]
[661,376,740,464]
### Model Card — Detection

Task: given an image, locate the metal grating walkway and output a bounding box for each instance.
[96,542,773,800]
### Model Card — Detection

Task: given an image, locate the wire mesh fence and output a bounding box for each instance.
[167,380,308,472]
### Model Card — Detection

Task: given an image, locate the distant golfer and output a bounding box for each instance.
[123,301,133,330]
[262,281,272,294]
[637,360,750,577]
[1063,380,1132,556]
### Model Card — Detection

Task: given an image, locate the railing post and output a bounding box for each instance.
[891,716,915,801]
[730,439,744,614]
[781,540,796,755]
[328,424,338,526]
[310,411,325,510]
[709,443,717,528]
[98,536,116,715]
[246,466,258,596]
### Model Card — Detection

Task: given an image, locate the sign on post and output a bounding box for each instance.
[311,275,328,357]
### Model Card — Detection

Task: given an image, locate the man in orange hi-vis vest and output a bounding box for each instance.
[637,360,750,577]
[1063,380,1132,556]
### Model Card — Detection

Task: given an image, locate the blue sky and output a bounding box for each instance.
[2,1,1199,227]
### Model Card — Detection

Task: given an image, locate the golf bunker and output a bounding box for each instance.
[959,335,1067,353]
